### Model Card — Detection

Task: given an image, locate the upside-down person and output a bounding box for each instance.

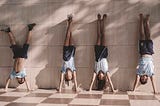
[1,23,36,92]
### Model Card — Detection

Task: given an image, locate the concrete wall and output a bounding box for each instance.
[0,0,160,92]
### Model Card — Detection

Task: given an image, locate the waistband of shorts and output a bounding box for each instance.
[140,56,153,61]
[97,58,107,62]
[12,68,26,72]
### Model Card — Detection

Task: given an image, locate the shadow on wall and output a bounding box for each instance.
[35,19,67,89]
[35,65,52,88]
[0,0,160,90]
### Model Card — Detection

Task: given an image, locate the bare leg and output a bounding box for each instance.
[26,23,36,44]
[139,14,145,40]
[96,14,101,46]
[64,16,72,46]
[101,14,107,46]
[144,14,151,40]
[8,32,16,45]
[69,32,73,46]
[25,31,32,44]
[69,16,73,46]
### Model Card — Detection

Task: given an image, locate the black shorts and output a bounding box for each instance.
[10,44,29,59]
[63,46,76,61]
[95,45,108,62]
[139,40,154,55]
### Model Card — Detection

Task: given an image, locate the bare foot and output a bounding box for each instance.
[102,14,107,25]
[103,14,107,20]
[97,13,101,20]
[67,14,73,23]
[139,13,143,17]
[139,13,144,21]
[146,14,150,20]
[144,14,150,25]
[145,14,150,24]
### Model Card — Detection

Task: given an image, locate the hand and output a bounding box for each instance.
[4,88,8,92]
[113,89,118,93]
[89,88,92,92]
[129,89,135,92]
[27,88,35,92]
[27,88,31,92]
[153,91,158,94]
[75,87,79,93]
[127,90,135,92]
[58,88,62,93]
[75,89,78,93]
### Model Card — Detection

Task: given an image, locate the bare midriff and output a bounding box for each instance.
[142,54,152,58]
[14,58,26,73]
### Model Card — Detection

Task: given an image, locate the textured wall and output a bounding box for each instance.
[0,0,160,92]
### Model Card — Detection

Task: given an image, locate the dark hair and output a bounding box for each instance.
[17,77,25,84]
[65,76,72,81]
[97,71,106,90]
[65,68,73,81]
[97,79,106,90]
[140,75,148,85]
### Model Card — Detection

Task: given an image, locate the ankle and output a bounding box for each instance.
[1,27,11,33]
[28,23,36,31]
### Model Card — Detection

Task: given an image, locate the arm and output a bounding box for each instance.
[58,73,64,93]
[5,77,11,92]
[106,72,117,93]
[73,71,78,92]
[150,76,158,94]
[24,77,30,91]
[133,75,140,91]
[89,72,97,91]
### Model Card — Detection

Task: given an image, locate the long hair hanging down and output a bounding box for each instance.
[97,77,106,90]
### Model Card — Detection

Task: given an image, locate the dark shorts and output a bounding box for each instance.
[95,45,108,62]
[63,46,76,61]
[10,44,29,59]
[139,40,154,55]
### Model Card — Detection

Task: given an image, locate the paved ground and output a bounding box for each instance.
[0,88,159,106]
